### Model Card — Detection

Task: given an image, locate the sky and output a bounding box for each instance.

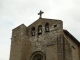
[0,0,80,60]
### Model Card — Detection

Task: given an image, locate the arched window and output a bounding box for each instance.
[38,25,42,35]
[45,23,49,32]
[31,51,45,60]
[31,27,35,36]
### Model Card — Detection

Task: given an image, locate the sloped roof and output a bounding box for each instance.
[63,29,80,46]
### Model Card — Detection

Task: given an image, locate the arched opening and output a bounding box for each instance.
[38,25,42,35]
[45,23,49,32]
[31,51,45,60]
[32,54,43,60]
[31,27,35,36]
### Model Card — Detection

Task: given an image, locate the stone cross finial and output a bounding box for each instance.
[38,10,44,18]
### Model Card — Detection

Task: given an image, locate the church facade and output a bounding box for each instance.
[9,11,80,60]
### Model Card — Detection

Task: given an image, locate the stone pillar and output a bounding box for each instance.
[57,35,63,60]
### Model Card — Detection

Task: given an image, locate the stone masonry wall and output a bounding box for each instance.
[28,19,63,60]
[64,34,79,60]
[10,18,65,60]
[64,37,73,60]
[10,18,80,60]
[10,24,27,60]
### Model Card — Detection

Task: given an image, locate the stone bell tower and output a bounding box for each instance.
[9,11,80,60]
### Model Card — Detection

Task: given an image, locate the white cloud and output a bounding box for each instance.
[0,45,10,60]
[0,0,80,60]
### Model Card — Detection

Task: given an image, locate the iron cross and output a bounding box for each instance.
[38,10,44,18]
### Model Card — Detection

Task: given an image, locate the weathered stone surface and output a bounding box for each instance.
[9,18,80,60]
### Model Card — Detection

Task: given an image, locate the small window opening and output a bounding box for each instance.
[45,23,49,32]
[54,24,57,28]
[31,27,35,36]
[38,25,42,35]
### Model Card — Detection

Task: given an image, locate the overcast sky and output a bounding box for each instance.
[0,0,80,60]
